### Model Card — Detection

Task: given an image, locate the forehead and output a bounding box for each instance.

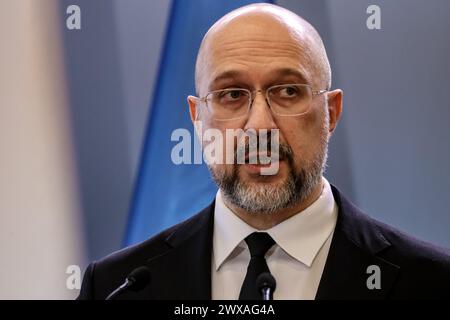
[201,14,316,90]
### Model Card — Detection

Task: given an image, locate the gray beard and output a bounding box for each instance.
[209,141,328,215]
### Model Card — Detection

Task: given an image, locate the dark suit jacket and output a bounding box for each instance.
[78,186,450,299]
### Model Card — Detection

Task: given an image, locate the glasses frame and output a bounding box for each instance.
[193,83,328,121]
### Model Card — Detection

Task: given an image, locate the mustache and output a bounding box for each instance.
[233,132,294,164]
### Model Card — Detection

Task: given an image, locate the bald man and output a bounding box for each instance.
[78,4,450,300]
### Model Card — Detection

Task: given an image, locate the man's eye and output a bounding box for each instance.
[278,86,299,97]
[221,90,243,101]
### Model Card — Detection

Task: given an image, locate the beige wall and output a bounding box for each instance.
[0,0,86,299]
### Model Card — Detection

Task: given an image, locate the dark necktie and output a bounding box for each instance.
[239,232,275,300]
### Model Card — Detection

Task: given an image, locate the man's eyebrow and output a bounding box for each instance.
[209,70,241,89]
[274,68,309,84]
[208,68,310,91]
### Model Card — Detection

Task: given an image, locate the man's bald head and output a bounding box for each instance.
[195,3,331,95]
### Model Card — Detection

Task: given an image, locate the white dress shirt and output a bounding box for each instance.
[211,177,338,300]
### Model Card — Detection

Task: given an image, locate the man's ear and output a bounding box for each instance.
[187,95,204,142]
[187,95,198,123]
[326,89,343,135]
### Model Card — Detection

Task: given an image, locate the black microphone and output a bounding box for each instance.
[105,266,151,300]
[256,272,276,300]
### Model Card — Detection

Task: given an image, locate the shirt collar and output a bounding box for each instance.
[213,177,338,270]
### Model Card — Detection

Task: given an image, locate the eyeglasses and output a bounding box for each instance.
[194,84,327,121]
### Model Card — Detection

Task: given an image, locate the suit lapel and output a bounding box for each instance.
[137,186,401,300]
[144,202,215,299]
[315,186,400,299]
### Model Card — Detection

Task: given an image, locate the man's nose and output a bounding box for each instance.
[244,91,277,131]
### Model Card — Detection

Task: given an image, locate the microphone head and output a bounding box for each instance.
[256,272,276,292]
[126,266,151,291]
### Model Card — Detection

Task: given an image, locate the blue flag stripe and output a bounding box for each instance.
[125,0,273,246]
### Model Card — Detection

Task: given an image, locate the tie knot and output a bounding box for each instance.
[245,232,275,258]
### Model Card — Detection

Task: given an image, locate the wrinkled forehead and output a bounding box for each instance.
[197,12,320,93]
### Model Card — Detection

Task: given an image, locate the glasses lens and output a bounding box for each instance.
[268,84,312,115]
[207,89,249,120]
